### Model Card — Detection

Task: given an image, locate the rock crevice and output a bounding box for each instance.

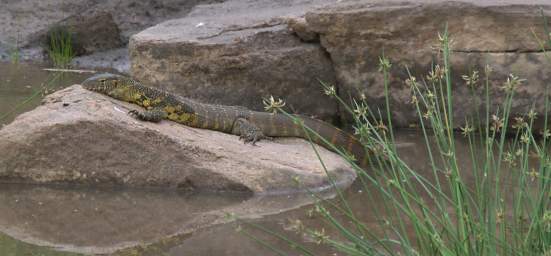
[301,0,551,127]
[196,20,284,40]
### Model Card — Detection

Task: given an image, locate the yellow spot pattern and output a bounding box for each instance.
[142,99,151,108]
[190,114,199,127]
[167,113,180,121]
[178,113,193,123]
[132,93,143,102]
[164,106,177,113]
[152,97,164,105]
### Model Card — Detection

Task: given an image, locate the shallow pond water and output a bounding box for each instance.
[0,62,91,126]
[0,61,526,255]
[0,62,91,255]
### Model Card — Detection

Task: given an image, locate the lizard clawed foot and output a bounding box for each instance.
[233,117,272,145]
[128,109,139,117]
[242,132,272,146]
[127,109,165,122]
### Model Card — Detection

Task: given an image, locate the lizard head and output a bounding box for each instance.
[82,73,127,93]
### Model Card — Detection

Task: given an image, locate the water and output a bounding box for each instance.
[0,184,251,255]
[0,62,92,255]
[0,62,523,255]
[0,61,353,255]
[0,62,90,126]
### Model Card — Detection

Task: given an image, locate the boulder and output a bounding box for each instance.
[0,0,224,60]
[303,0,551,127]
[0,85,356,195]
[71,48,131,74]
[44,11,124,56]
[129,0,339,122]
[129,0,551,129]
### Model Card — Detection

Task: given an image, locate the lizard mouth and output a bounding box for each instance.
[82,73,125,91]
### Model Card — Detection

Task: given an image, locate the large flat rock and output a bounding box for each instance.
[0,85,355,195]
[130,0,339,122]
[305,0,551,127]
[130,0,551,128]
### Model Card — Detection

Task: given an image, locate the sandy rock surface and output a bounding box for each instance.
[0,85,356,195]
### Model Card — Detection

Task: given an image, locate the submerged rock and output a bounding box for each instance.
[0,85,356,194]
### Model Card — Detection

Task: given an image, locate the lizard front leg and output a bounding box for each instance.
[232,117,272,145]
[128,108,166,122]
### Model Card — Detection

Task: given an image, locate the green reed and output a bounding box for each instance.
[240,25,551,256]
[47,26,74,68]
[8,36,20,64]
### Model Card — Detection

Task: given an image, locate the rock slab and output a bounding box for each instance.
[130,0,551,129]
[0,85,356,195]
[130,0,338,122]
[304,0,551,127]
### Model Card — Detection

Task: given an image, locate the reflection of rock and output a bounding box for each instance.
[130,0,338,122]
[167,131,521,256]
[0,184,245,254]
[0,183,338,254]
[0,85,356,194]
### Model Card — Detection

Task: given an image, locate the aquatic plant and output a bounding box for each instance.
[236,23,551,256]
[0,232,81,256]
[8,35,20,64]
[0,72,64,124]
[47,26,75,68]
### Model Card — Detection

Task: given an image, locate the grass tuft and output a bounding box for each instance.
[8,35,20,64]
[47,26,75,68]
[239,23,551,256]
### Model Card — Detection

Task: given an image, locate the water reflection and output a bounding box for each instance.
[0,184,249,254]
[0,62,91,125]
[167,132,531,256]
[0,61,535,255]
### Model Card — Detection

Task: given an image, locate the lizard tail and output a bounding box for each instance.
[299,117,369,167]
[255,113,369,167]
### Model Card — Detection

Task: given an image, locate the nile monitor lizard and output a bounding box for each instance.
[82,73,368,165]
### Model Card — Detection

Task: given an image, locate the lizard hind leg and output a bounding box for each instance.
[128,108,166,122]
[232,117,272,145]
